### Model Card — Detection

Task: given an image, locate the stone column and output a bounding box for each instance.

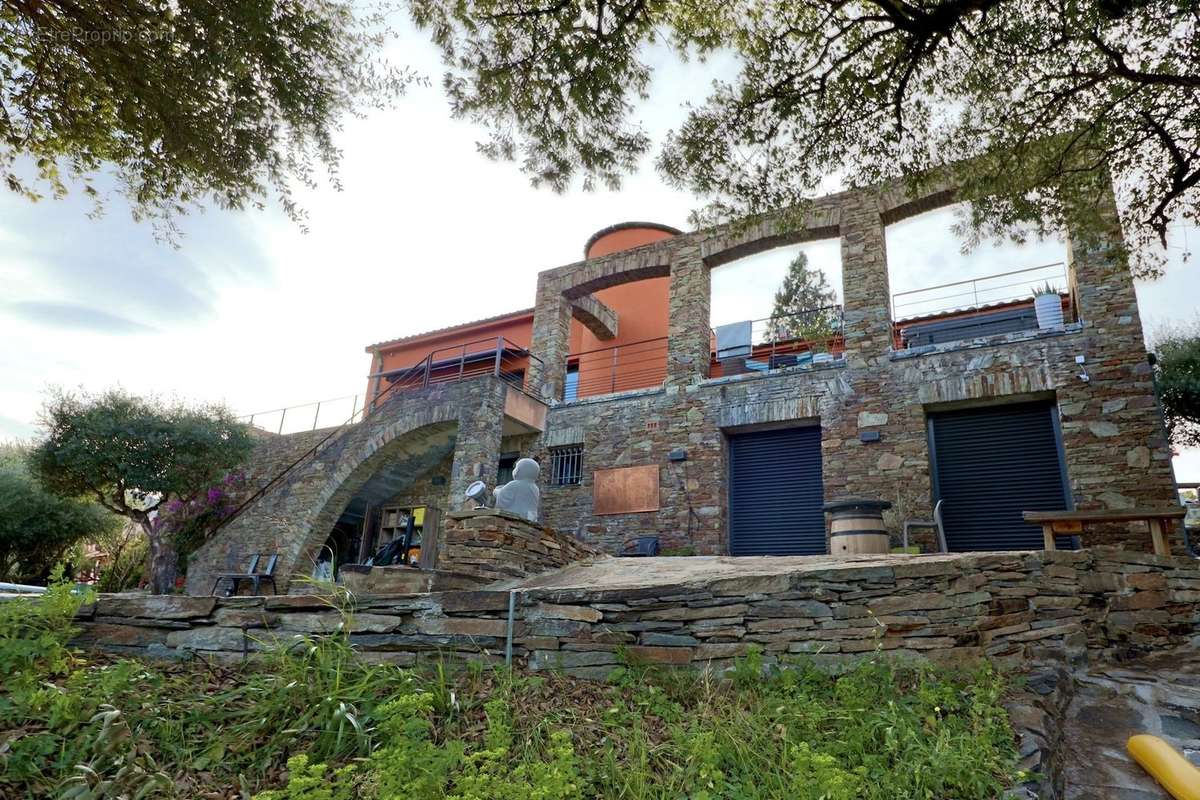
[447,381,507,511]
[528,274,572,401]
[838,190,893,367]
[1064,171,1142,354]
[666,240,712,387]
[1057,172,1178,537]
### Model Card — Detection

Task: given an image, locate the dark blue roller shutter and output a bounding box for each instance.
[929,401,1072,551]
[728,426,825,555]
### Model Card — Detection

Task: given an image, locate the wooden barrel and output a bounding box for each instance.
[823,498,893,555]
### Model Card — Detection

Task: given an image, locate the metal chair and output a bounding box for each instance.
[620,536,661,557]
[903,500,948,553]
[211,554,279,596]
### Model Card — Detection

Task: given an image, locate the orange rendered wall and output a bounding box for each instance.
[363,225,679,408]
[367,313,534,407]
[567,226,676,398]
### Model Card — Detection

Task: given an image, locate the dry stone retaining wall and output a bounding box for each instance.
[78,549,1200,676]
[435,510,603,582]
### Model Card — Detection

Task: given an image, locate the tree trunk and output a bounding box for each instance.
[142,519,179,594]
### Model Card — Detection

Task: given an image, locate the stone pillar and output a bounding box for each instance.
[1064,172,1141,353]
[1057,172,1178,536]
[838,190,893,367]
[528,275,571,401]
[446,382,507,512]
[666,240,712,387]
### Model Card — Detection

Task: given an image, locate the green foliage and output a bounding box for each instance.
[1154,323,1200,448]
[411,1,1198,277]
[28,387,256,591]
[1,597,1021,800]
[0,569,96,790]
[0,445,117,583]
[89,523,148,593]
[1,0,418,235]
[766,252,840,346]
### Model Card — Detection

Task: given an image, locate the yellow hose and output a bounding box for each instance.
[1128,734,1200,800]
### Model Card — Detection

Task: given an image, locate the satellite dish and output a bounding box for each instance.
[464,480,491,508]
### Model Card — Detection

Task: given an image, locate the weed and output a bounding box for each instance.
[1,589,1020,799]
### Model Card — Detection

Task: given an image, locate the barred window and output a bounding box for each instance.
[550,445,583,486]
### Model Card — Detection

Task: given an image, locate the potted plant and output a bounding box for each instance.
[1032,281,1064,329]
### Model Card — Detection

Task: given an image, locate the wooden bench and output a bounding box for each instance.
[1022,508,1187,556]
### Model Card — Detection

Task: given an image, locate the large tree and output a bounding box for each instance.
[1154,323,1200,449]
[410,0,1198,277]
[766,251,839,344]
[0,445,116,584]
[2,1,416,233]
[28,389,254,593]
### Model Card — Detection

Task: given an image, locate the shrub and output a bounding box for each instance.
[0,446,117,584]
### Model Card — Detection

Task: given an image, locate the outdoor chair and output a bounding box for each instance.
[211,554,279,596]
[903,500,948,553]
[620,536,661,557]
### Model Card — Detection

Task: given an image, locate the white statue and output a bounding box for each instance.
[493,457,541,522]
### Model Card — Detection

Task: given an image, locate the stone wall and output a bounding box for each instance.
[197,165,1177,591]
[186,379,510,594]
[535,319,1179,555]
[79,549,1200,676]
[435,510,604,582]
[525,171,1177,557]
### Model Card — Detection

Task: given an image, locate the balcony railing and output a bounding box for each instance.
[891,262,1072,348]
[239,394,364,435]
[892,262,1068,322]
[370,336,543,410]
[709,306,844,378]
[563,336,668,401]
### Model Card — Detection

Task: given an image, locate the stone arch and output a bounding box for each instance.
[184,381,500,595]
[699,202,844,269]
[291,420,459,583]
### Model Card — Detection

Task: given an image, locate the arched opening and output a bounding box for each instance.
[885,203,1069,348]
[296,421,459,583]
[708,239,844,377]
[564,275,672,399]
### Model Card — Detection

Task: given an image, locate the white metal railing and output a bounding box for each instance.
[238,393,363,435]
[891,262,1068,322]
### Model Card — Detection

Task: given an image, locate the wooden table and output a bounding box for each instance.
[1022,508,1188,556]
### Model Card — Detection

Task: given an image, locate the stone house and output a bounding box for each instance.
[186,169,1181,594]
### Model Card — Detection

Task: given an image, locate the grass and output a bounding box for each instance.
[0,580,1022,799]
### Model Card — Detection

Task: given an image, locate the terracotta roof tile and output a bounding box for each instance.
[364,308,534,352]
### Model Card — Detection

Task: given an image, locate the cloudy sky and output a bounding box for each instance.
[2,17,1197,480]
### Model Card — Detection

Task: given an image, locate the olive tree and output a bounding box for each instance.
[28,389,254,593]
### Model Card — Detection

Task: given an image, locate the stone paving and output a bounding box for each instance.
[1061,649,1200,799]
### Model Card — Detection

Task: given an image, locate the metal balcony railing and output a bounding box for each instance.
[563,336,668,401]
[212,337,541,542]
[891,262,1069,322]
[891,262,1073,348]
[709,306,844,378]
[239,394,363,435]
[369,336,543,410]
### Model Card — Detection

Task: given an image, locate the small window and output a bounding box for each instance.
[563,363,580,402]
[550,445,583,486]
